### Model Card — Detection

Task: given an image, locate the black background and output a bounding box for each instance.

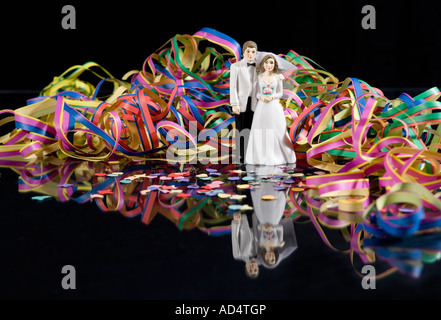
[1,0,441,308]
[1,0,440,95]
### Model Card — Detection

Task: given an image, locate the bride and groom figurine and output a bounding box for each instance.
[230,41,297,166]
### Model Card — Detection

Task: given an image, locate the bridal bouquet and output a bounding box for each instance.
[263,86,273,95]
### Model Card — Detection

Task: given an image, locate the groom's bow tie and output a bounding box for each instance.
[247,62,256,67]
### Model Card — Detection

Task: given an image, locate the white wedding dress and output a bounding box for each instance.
[245,74,296,165]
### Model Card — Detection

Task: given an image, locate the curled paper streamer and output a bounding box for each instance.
[1,28,241,164]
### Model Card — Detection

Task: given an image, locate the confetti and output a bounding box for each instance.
[291,173,305,178]
[262,195,276,201]
[94,173,107,177]
[176,193,191,198]
[31,195,52,202]
[230,195,247,201]
[98,189,114,195]
[90,194,104,200]
[58,183,73,188]
[297,181,317,189]
[123,176,138,181]
[133,174,147,179]
[162,185,177,190]
[209,172,222,176]
[229,170,246,175]
[168,173,183,178]
[202,189,222,196]
[106,173,121,178]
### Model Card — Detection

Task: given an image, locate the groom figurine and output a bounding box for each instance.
[230,41,258,164]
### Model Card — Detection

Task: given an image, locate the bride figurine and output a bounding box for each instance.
[245,54,296,165]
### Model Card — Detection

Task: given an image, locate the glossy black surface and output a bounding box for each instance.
[1,155,441,301]
[1,1,441,306]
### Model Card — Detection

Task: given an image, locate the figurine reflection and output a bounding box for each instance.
[231,165,298,278]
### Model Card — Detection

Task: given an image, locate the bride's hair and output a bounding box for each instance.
[259,54,280,74]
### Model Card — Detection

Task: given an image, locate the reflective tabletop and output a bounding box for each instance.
[1,154,441,301]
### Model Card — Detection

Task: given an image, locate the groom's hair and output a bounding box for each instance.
[242,41,258,54]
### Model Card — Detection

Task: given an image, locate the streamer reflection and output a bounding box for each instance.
[2,156,441,280]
